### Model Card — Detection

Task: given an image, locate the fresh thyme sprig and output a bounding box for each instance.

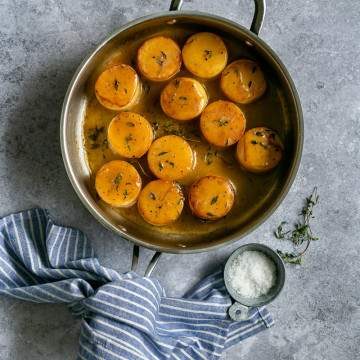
[275,187,319,264]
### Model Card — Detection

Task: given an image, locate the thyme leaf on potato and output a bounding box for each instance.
[210,195,218,205]
[113,174,122,191]
[217,118,229,127]
[155,51,167,66]
[124,133,133,151]
[123,189,129,199]
[203,49,212,61]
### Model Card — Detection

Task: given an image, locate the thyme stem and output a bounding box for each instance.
[275,187,319,264]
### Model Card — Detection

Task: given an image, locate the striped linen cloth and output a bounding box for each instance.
[0,209,273,359]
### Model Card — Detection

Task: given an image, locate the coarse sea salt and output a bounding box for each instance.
[228,250,277,298]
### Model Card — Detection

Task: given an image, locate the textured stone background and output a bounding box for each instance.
[0,0,359,359]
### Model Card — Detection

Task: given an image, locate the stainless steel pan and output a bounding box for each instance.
[60,0,303,260]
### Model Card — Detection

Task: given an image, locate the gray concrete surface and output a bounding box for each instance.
[0,0,359,359]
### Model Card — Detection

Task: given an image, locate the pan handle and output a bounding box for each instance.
[131,244,162,277]
[169,0,266,35]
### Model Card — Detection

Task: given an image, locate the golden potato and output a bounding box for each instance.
[137,36,182,82]
[95,160,142,207]
[160,77,208,121]
[182,32,228,79]
[137,180,184,226]
[200,100,246,147]
[221,59,266,104]
[147,135,194,180]
[95,64,141,110]
[107,112,154,158]
[236,127,283,173]
[188,175,235,220]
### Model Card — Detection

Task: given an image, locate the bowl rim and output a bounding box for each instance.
[224,243,286,306]
[60,10,303,254]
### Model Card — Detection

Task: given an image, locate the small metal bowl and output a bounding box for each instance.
[224,243,285,320]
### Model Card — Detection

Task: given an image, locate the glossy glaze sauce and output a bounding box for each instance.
[82,24,289,246]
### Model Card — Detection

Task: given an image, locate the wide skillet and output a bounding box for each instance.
[60,0,303,254]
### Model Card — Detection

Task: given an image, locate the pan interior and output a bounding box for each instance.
[63,13,301,252]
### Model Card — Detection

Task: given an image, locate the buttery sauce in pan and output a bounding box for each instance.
[82,23,289,246]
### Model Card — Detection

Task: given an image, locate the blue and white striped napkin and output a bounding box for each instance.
[0,209,273,359]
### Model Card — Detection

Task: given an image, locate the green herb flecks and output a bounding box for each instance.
[205,148,217,165]
[276,250,303,265]
[123,189,129,199]
[143,82,151,94]
[113,174,122,191]
[152,121,159,131]
[126,122,135,127]
[205,147,234,167]
[217,118,229,127]
[275,187,319,264]
[149,192,156,200]
[114,79,119,91]
[88,126,104,142]
[155,51,167,66]
[158,162,164,171]
[163,119,173,129]
[158,151,169,156]
[210,195,218,205]
[203,49,212,61]
[102,139,108,149]
[124,133,134,151]
[162,119,187,138]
